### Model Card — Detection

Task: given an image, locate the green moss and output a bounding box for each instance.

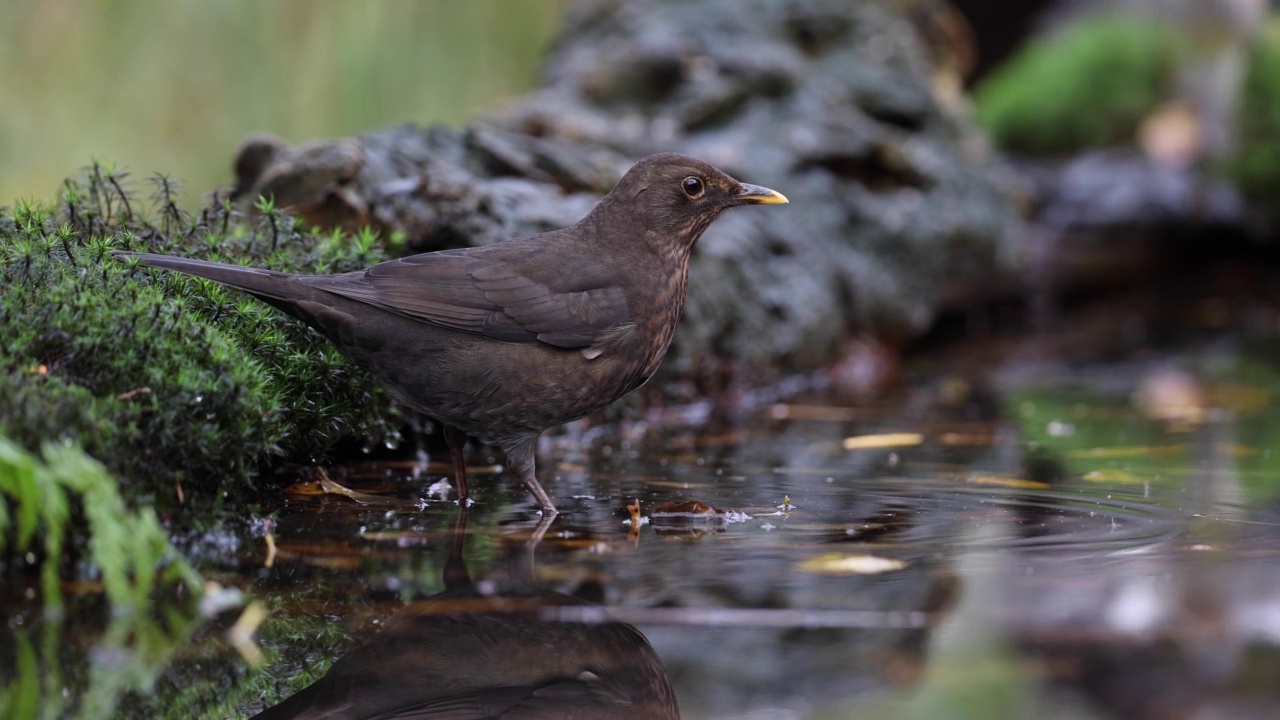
[973,14,1178,156]
[1229,18,1280,211]
[0,165,402,510]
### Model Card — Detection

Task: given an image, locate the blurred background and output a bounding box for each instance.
[0,0,568,204]
[3,0,1278,226]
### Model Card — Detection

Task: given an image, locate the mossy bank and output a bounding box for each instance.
[1,166,403,514]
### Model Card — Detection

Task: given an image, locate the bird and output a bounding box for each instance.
[114,153,788,514]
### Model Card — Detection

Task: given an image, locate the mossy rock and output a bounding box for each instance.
[0,167,402,510]
[973,14,1178,156]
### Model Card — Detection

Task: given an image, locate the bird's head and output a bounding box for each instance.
[588,153,788,253]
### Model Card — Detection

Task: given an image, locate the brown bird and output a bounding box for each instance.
[114,153,787,513]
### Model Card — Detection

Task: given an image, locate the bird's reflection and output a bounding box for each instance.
[253,510,679,719]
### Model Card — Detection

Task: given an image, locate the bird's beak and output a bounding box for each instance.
[735,183,789,205]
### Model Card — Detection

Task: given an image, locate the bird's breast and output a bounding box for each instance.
[623,264,690,380]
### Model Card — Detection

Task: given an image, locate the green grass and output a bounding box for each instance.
[0,0,567,205]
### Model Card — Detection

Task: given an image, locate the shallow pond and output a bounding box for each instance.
[6,353,1280,719]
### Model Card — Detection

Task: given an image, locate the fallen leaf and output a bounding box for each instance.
[798,553,907,575]
[652,499,718,515]
[264,532,277,569]
[115,386,151,401]
[649,500,750,527]
[940,432,996,446]
[1082,469,1143,484]
[843,433,924,450]
[228,600,268,665]
[283,480,328,496]
[965,475,1050,490]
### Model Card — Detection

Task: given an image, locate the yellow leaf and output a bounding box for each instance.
[228,600,268,665]
[842,433,923,450]
[965,475,1050,490]
[797,553,907,575]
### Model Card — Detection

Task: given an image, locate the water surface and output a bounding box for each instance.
[7,355,1280,719]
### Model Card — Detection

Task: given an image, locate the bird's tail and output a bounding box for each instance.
[112,251,303,302]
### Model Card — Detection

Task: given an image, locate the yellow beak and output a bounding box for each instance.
[736,183,789,205]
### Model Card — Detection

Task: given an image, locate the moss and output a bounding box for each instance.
[0,165,402,510]
[1229,18,1280,212]
[973,14,1178,156]
[117,608,355,719]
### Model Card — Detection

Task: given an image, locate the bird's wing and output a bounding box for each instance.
[300,244,630,350]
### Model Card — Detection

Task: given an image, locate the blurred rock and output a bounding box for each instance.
[1025,151,1244,231]
[232,0,1021,389]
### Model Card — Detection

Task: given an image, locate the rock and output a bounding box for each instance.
[1026,150,1244,231]
[232,0,1021,389]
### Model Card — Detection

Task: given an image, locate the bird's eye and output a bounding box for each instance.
[681,176,705,199]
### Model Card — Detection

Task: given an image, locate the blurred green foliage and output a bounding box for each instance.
[0,437,204,720]
[1230,18,1280,210]
[0,164,401,510]
[0,0,566,205]
[0,437,202,610]
[4,606,206,720]
[973,15,1177,156]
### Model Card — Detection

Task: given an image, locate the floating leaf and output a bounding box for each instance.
[939,432,996,446]
[1082,469,1144,484]
[842,433,924,450]
[965,475,1050,490]
[648,499,750,530]
[798,553,907,575]
[652,499,717,515]
[227,600,268,665]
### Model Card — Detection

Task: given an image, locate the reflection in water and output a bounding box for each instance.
[254,510,679,720]
[28,361,1280,718]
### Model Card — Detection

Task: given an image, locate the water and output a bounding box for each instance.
[6,358,1280,719]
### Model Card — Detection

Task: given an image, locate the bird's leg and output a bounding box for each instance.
[443,425,470,504]
[510,511,555,587]
[443,505,472,591]
[505,440,557,515]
